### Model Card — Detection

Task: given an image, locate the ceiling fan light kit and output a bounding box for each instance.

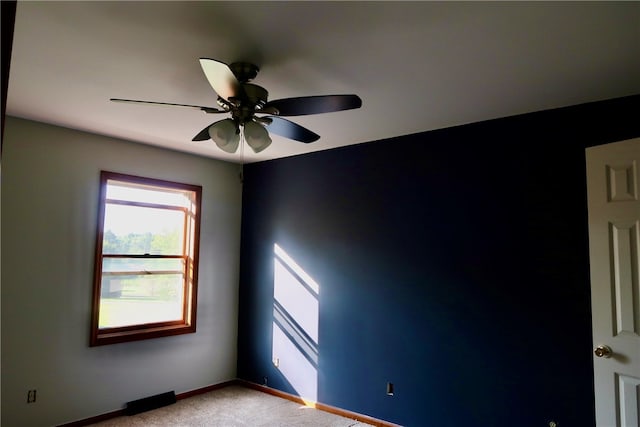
[243,121,272,153]
[208,118,240,153]
[111,58,362,154]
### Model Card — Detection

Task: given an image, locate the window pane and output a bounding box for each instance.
[99,274,184,328]
[103,204,184,255]
[106,182,191,207]
[102,257,183,273]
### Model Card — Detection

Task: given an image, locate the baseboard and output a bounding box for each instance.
[58,378,400,427]
[176,379,238,400]
[57,380,238,426]
[237,379,402,427]
[57,408,126,427]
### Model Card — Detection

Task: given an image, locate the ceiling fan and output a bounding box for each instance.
[111,58,362,154]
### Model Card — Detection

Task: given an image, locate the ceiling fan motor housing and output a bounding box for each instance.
[229,62,260,82]
[230,83,269,124]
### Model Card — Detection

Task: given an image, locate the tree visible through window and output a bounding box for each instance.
[90,171,202,346]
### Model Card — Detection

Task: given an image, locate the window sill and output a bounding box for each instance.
[90,322,196,346]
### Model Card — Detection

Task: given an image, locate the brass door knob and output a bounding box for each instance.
[594,345,612,358]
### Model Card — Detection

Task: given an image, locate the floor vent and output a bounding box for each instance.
[125,391,176,415]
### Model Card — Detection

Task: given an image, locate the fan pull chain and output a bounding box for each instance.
[239,127,245,184]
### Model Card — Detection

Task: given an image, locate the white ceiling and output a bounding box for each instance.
[7,1,640,164]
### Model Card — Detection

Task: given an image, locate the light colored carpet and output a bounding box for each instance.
[90,385,374,427]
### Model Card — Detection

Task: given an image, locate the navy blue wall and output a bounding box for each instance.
[237,95,640,426]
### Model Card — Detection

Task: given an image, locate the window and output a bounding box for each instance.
[90,171,202,346]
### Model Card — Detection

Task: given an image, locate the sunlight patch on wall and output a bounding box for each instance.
[272,243,319,402]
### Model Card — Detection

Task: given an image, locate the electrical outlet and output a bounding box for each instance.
[263,377,268,386]
[27,389,37,403]
[386,382,394,396]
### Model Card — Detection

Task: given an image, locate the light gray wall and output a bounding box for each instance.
[1,117,242,426]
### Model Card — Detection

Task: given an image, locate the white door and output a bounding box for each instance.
[587,137,640,427]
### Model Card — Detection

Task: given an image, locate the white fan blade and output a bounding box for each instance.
[199,58,240,101]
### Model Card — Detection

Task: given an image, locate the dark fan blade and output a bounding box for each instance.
[111,98,224,114]
[263,116,320,143]
[192,122,216,141]
[199,58,240,101]
[262,94,362,116]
